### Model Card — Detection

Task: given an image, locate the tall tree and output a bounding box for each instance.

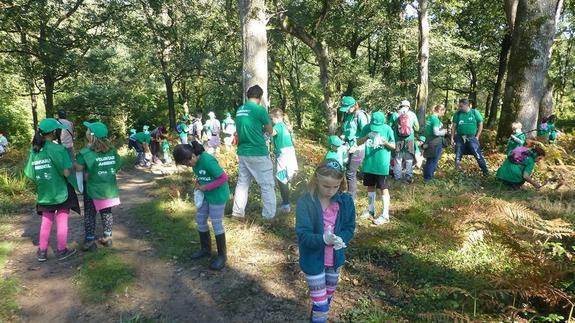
[239,0,269,108]
[497,0,564,141]
[486,33,512,128]
[416,0,430,127]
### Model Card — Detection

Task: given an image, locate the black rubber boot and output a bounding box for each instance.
[210,233,227,270]
[191,231,211,259]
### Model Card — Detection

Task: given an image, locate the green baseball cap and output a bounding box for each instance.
[83,121,109,139]
[143,125,150,131]
[328,135,344,147]
[38,118,68,133]
[418,135,426,143]
[225,112,231,118]
[339,96,357,112]
[369,111,386,132]
[129,128,137,135]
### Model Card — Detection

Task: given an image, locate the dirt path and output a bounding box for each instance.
[3,167,311,323]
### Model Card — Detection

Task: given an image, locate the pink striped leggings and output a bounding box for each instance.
[305,266,341,323]
[38,210,70,252]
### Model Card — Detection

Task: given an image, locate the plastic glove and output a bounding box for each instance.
[193,189,204,208]
[367,131,377,139]
[323,226,338,245]
[333,237,347,250]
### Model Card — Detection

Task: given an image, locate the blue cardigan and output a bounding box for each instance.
[295,191,356,275]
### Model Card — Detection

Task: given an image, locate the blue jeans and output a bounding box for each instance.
[455,136,489,175]
[423,144,443,181]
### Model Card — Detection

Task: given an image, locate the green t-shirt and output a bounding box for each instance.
[193,153,230,204]
[506,132,526,155]
[76,147,123,199]
[342,110,369,145]
[360,124,395,175]
[134,132,151,144]
[496,153,536,184]
[178,123,189,139]
[453,109,483,136]
[24,141,73,205]
[425,114,443,140]
[272,122,293,155]
[235,101,271,156]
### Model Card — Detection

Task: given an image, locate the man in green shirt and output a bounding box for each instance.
[496,146,545,189]
[450,98,489,176]
[232,85,276,220]
[356,112,396,225]
[133,131,151,167]
[340,96,369,199]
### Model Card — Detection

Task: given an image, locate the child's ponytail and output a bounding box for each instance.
[32,130,47,153]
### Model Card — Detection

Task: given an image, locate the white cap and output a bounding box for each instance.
[208,111,215,118]
[399,100,411,108]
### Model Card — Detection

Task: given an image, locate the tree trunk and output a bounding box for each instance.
[43,74,55,118]
[239,0,268,108]
[487,33,512,128]
[484,92,492,119]
[497,0,563,141]
[159,56,176,129]
[539,80,554,120]
[468,60,478,108]
[29,84,39,130]
[416,0,430,127]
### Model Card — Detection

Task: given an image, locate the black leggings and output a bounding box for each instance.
[278,181,290,205]
[83,194,113,240]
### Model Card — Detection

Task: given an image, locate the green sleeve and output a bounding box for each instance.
[524,158,535,176]
[258,107,271,127]
[386,127,395,143]
[23,150,34,180]
[76,152,86,167]
[359,125,371,138]
[474,109,484,123]
[273,123,281,137]
[50,147,71,175]
[432,116,441,128]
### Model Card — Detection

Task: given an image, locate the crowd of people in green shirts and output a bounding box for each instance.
[22,84,561,323]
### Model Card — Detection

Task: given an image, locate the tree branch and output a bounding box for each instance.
[53,0,85,29]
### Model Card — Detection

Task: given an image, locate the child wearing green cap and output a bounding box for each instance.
[325,136,348,169]
[162,139,172,164]
[76,121,123,250]
[24,118,80,262]
[356,111,396,225]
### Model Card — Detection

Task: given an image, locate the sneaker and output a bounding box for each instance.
[98,236,113,248]
[360,210,374,219]
[37,249,48,262]
[56,248,77,261]
[406,176,414,184]
[279,204,291,214]
[82,239,97,252]
[373,215,390,225]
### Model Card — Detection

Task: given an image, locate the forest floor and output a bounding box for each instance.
[1,134,575,322]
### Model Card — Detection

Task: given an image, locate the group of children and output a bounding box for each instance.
[22,96,562,322]
[25,118,122,262]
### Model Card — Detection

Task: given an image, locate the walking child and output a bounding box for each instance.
[173,142,230,270]
[356,112,396,225]
[296,159,356,323]
[506,122,526,155]
[24,118,80,262]
[324,135,348,169]
[270,108,299,213]
[76,122,122,250]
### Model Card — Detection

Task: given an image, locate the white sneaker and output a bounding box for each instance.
[360,210,374,219]
[373,215,390,225]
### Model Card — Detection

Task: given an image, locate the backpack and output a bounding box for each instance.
[354,110,370,129]
[397,112,412,137]
[539,122,548,132]
[509,146,530,164]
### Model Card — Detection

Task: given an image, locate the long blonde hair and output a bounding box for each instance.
[89,136,111,153]
[270,108,294,133]
[308,159,347,196]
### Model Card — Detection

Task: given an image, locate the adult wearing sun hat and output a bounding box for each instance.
[340,96,370,199]
[76,121,122,251]
[356,112,396,225]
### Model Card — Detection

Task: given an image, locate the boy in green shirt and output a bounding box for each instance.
[356,112,396,225]
[496,146,545,189]
[450,98,489,176]
[232,85,277,220]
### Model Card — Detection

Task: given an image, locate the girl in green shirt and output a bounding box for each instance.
[506,122,527,155]
[76,121,122,251]
[270,109,299,214]
[24,118,79,262]
[173,141,230,270]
